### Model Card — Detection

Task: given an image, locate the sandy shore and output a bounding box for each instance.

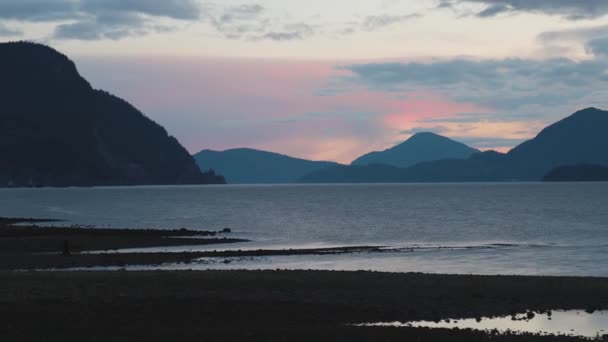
[0,217,250,269]
[2,218,608,341]
[1,270,607,341]
[0,217,387,270]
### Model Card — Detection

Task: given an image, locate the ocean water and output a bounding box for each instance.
[1,183,607,276]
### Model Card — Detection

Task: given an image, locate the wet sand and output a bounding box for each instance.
[0,217,386,270]
[2,271,607,341]
[2,218,608,341]
[0,217,249,269]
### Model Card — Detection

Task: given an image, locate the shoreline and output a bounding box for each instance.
[0,217,389,270]
[0,217,248,270]
[2,217,608,340]
[2,270,607,341]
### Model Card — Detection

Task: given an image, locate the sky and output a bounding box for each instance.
[2,0,608,163]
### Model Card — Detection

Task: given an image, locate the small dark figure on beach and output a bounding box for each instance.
[62,240,71,256]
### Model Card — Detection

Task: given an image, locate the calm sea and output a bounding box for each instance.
[1,183,607,276]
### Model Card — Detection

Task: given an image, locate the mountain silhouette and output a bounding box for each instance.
[300,108,608,183]
[0,42,224,187]
[543,164,608,182]
[298,164,406,183]
[193,148,340,184]
[352,132,479,168]
[506,107,608,180]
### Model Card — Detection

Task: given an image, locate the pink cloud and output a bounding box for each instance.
[76,57,513,163]
[383,92,489,128]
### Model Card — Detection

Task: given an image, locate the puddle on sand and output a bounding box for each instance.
[356,310,608,338]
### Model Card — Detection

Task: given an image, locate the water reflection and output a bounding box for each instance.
[357,310,608,338]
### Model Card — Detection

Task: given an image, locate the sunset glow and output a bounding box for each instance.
[4,0,608,162]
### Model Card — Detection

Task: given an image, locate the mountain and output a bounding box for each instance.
[193,148,340,184]
[543,164,608,182]
[0,42,224,187]
[351,132,479,168]
[298,164,407,184]
[505,107,608,180]
[300,108,608,183]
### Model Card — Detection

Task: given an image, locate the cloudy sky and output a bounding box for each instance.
[2,0,608,163]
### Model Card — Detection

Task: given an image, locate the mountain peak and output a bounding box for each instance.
[411,131,439,137]
[5,40,60,52]
[407,132,449,142]
[1,41,75,69]
[352,133,479,168]
[408,131,442,139]
[570,107,606,119]
[576,106,603,113]
[0,41,90,92]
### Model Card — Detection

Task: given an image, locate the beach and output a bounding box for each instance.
[2,270,607,341]
[2,217,608,341]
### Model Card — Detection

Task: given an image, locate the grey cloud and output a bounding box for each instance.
[360,14,420,31]
[477,4,509,17]
[207,4,268,40]
[588,37,608,56]
[54,12,160,40]
[0,0,77,22]
[253,23,314,41]
[218,4,264,24]
[209,5,417,41]
[539,25,608,43]
[335,56,608,120]
[256,31,306,41]
[400,126,447,135]
[538,24,608,58]
[54,21,125,40]
[208,4,315,42]
[440,0,608,20]
[0,23,22,37]
[341,13,420,35]
[0,0,199,40]
[0,0,199,22]
[81,0,200,20]
[419,113,494,123]
[452,136,525,147]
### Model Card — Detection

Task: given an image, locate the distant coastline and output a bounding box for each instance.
[543,164,608,182]
[197,108,608,184]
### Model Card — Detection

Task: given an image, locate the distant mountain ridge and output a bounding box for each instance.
[193,148,340,184]
[0,42,224,187]
[300,108,608,183]
[352,132,479,168]
[195,133,479,184]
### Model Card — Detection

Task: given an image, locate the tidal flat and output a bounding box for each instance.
[2,271,608,341]
[2,217,608,341]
